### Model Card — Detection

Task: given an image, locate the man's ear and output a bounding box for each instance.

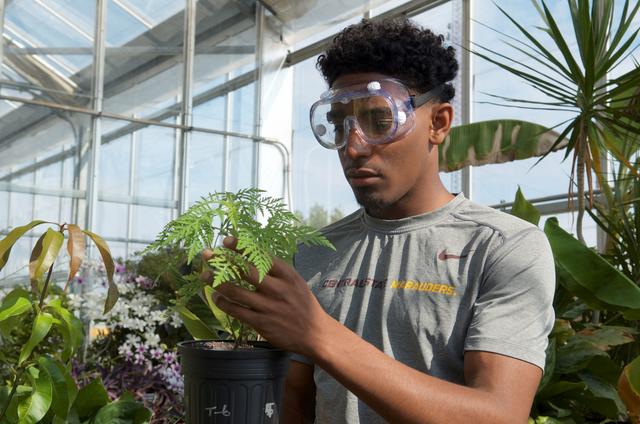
[429,103,454,146]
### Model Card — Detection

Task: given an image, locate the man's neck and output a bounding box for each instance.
[368,181,455,220]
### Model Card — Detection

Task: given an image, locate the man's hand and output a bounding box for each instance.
[206,236,332,357]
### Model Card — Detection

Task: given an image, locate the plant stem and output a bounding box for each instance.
[38,263,55,309]
[576,127,586,245]
[0,367,25,422]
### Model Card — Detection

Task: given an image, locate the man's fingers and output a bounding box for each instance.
[222,236,237,249]
[214,282,264,311]
[212,290,260,325]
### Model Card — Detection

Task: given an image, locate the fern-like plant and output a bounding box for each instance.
[145,188,334,347]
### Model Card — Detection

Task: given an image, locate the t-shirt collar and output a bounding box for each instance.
[362,192,466,233]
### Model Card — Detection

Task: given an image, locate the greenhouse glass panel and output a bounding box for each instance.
[133,125,176,201]
[471,0,576,205]
[291,56,357,223]
[227,137,254,192]
[102,0,185,120]
[100,135,131,196]
[187,132,224,205]
[33,194,61,223]
[0,235,32,283]
[192,94,226,133]
[0,192,7,231]
[131,205,172,241]
[96,201,129,240]
[192,0,256,123]
[1,0,95,104]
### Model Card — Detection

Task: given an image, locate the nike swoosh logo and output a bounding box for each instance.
[438,250,469,261]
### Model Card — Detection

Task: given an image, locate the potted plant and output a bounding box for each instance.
[0,220,151,423]
[145,188,334,423]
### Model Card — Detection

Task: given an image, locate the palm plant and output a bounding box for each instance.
[470,0,640,243]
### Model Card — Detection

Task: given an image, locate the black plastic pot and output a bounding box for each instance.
[178,340,290,424]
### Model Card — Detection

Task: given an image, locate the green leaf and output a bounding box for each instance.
[19,311,54,365]
[575,326,636,351]
[17,366,53,424]
[28,228,64,291]
[90,398,151,424]
[83,230,118,314]
[0,385,20,423]
[46,299,84,363]
[440,120,565,172]
[511,187,541,225]
[555,337,608,375]
[0,220,47,272]
[0,287,32,324]
[537,337,556,394]
[578,372,626,418]
[203,285,236,337]
[544,217,640,315]
[173,304,218,340]
[37,355,77,420]
[72,378,109,419]
[538,380,586,400]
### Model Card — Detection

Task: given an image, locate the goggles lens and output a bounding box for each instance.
[311,96,398,149]
[310,79,416,149]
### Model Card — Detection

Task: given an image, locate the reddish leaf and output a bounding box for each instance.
[65,224,85,289]
[83,230,118,314]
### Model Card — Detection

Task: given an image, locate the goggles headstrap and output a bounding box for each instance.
[411,84,445,108]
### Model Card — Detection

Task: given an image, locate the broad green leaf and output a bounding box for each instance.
[618,355,640,423]
[537,337,556,394]
[537,380,586,400]
[173,304,218,340]
[91,398,151,424]
[544,218,640,314]
[83,230,118,314]
[576,326,636,351]
[511,187,541,225]
[65,224,85,287]
[19,312,54,365]
[37,356,77,420]
[28,229,64,293]
[0,385,20,423]
[72,378,109,419]
[17,366,53,424]
[0,220,47,272]
[46,299,83,362]
[578,372,626,418]
[555,337,608,375]
[203,285,235,336]
[440,120,566,172]
[0,287,32,323]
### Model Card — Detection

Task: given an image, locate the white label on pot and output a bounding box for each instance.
[265,402,275,418]
[205,404,231,417]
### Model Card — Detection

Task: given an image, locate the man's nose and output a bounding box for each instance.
[344,126,372,159]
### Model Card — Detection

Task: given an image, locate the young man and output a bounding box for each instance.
[212,17,555,423]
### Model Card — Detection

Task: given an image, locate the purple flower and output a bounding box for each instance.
[115,262,127,274]
[134,276,154,289]
[75,276,84,284]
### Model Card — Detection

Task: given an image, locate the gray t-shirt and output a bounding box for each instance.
[292,194,555,423]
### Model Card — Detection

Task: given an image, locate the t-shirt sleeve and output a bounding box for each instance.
[464,228,555,371]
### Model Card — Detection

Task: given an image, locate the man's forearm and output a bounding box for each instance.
[309,316,529,424]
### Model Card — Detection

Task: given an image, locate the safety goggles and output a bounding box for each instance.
[309,78,443,150]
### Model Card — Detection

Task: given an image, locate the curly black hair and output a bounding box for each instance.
[317,17,458,102]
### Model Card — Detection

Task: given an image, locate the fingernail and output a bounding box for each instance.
[211,291,221,304]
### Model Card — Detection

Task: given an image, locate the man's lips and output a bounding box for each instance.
[346,168,382,186]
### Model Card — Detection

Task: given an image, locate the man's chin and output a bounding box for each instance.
[353,188,391,217]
